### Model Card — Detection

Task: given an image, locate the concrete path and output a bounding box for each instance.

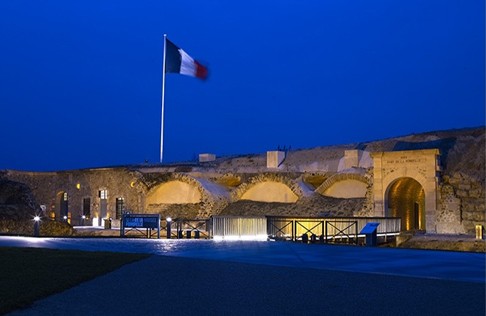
[1,236,485,315]
[0,236,484,282]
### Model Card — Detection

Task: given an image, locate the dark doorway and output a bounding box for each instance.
[83,198,91,217]
[116,197,124,219]
[57,192,69,222]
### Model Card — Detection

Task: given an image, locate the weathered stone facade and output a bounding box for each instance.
[371,149,440,232]
[1,127,484,236]
[440,173,486,234]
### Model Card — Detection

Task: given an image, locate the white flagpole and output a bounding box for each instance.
[160,34,167,163]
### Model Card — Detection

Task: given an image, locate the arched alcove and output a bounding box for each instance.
[240,182,298,203]
[316,173,368,198]
[322,179,367,198]
[146,180,202,204]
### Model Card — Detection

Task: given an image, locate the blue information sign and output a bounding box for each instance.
[123,214,160,229]
[360,222,380,234]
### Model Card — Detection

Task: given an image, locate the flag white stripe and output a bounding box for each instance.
[179,48,196,76]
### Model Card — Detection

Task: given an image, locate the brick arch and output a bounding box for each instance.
[315,173,368,198]
[232,174,302,203]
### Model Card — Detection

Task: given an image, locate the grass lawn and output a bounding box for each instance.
[0,247,149,314]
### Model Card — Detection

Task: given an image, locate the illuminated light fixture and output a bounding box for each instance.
[33,215,41,237]
[130,181,136,188]
[213,234,268,241]
[81,215,86,219]
[76,183,81,190]
[63,216,68,220]
[166,217,172,222]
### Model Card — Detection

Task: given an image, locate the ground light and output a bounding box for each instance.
[213,235,268,241]
[33,215,40,237]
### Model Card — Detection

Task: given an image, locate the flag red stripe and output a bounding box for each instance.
[195,61,208,80]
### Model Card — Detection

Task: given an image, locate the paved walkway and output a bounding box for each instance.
[2,237,485,315]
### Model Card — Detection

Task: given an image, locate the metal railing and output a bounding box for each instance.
[325,220,358,244]
[120,215,401,242]
[267,216,401,243]
[173,218,211,239]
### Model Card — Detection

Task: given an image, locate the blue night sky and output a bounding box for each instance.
[0,0,484,171]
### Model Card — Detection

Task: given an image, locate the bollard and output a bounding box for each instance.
[476,225,484,240]
[166,217,172,239]
[310,234,317,243]
[104,218,112,229]
[301,233,309,244]
[194,230,200,239]
[186,230,192,239]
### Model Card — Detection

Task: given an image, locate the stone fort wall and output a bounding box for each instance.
[1,127,484,235]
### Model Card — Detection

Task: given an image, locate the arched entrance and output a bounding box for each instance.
[372,149,439,233]
[385,177,425,231]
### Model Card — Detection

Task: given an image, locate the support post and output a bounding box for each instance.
[325,221,328,243]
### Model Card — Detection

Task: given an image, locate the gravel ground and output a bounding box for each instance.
[8,255,485,316]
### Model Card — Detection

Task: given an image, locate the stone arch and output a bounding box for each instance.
[234,174,301,203]
[385,177,425,231]
[144,174,229,218]
[146,180,202,204]
[316,173,368,198]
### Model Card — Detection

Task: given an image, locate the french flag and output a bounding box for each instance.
[165,38,208,80]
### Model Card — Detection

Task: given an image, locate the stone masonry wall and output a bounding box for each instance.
[354,168,375,217]
[5,169,147,225]
[2,128,484,235]
[439,173,485,235]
